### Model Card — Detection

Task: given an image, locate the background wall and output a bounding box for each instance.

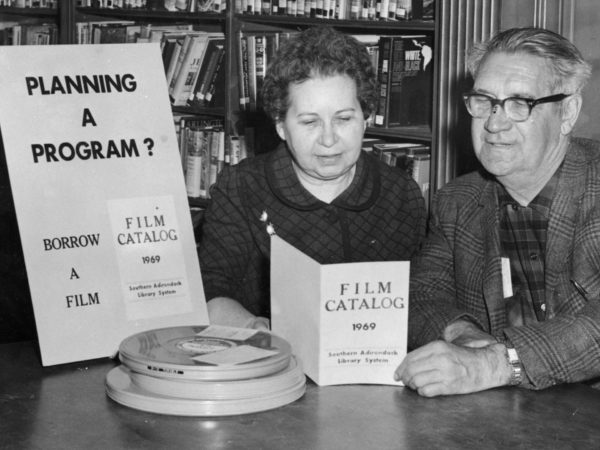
[500,0,600,141]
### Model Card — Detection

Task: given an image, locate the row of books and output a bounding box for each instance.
[363,138,430,208]
[176,115,251,199]
[77,0,227,12]
[76,0,432,17]
[237,31,296,111]
[164,31,226,107]
[0,1,57,6]
[233,0,433,20]
[75,20,193,44]
[236,30,433,130]
[0,22,57,45]
[75,22,226,108]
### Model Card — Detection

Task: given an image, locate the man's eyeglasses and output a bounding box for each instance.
[462,92,571,122]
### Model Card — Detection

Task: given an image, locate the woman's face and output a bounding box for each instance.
[275,74,366,183]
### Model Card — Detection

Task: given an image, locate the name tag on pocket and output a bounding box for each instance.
[501,257,513,298]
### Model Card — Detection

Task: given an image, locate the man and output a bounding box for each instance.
[395,27,600,396]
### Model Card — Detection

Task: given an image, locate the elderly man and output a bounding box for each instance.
[396,27,600,396]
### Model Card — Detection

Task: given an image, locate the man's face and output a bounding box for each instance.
[470,52,568,189]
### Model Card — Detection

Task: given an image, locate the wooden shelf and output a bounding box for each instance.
[366,125,432,142]
[0,7,58,17]
[235,13,435,32]
[75,7,226,22]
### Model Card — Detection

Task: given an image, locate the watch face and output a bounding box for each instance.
[506,347,519,363]
[505,347,523,385]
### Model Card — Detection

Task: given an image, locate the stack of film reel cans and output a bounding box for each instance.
[105,325,306,416]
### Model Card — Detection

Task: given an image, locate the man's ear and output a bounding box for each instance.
[275,121,286,141]
[561,93,583,136]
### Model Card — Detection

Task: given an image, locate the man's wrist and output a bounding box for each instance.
[505,345,523,386]
[442,318,480,342]
[491,342,523,386]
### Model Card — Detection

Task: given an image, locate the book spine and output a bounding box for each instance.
[208,129,221,192]
[254,35,266,107]
[185,128,203,198]
[173,35,211,106]
[169,34,192,101]
[189,39,222,105]
[204,46,226,106]
[238,33,250,110]
[246,35,257,111]
[164,38,184,86]
[375,36,391,127]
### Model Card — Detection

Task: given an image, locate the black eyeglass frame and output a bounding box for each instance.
[462,92,571,122]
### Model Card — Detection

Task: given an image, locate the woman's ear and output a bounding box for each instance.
[275,121,286,141]
[560,93,583,136]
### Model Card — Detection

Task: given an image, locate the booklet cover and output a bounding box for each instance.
[0,44,208,366]
[270,235,409,386]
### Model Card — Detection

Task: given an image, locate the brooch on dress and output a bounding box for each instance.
[260,210,276,236]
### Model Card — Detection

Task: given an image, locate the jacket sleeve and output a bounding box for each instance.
[504,220,600,389]
[408,189,484,350]
[197,165,257,303]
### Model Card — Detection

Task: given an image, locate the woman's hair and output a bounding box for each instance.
[467,27,591,94]
[261,26,378,121]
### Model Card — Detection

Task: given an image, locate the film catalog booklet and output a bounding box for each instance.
[0,44,208,366]
[270,235,408,386]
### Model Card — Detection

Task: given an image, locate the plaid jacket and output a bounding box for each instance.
[409,137,600,389]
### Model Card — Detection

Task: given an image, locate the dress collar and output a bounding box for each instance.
[265,143,380,211]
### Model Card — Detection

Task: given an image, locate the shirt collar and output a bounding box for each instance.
[496,164,561,217]
[265,143,380,211]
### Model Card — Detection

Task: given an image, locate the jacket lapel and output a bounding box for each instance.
[480,180,508,333]
[544,142,586,318]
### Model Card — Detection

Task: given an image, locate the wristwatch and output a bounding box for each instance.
[505,346,523,386]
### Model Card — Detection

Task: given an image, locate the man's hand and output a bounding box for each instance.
[443,319,497,348]
[394,341,512,397]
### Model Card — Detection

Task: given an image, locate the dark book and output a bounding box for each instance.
[422,0,435,20]
[387,35,433,128]
[374,35,393,127]
[188,37,225,105]
[161,33,189,84]
[375,35,433,128]
[94,23,128,44]
[238,32,250,110]
[161,37,180,73]
[205,52,226,107]
[254,35,266,107]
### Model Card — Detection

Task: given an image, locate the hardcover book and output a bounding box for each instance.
[375,34,433,128]
[270,235,409,386]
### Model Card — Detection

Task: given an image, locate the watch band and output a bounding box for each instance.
[506,346,523,386]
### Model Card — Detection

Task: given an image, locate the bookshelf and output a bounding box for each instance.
[68,2,439,206]
[0,0,494,209]
[0,3,67,44]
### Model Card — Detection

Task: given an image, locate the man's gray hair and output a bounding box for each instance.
[467,27,591,94]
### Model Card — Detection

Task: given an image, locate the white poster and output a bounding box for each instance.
[0,44,208,366]
[270,235,409,386]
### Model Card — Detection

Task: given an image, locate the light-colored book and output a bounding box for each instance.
[271,235,409,386]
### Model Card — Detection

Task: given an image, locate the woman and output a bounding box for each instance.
[198,26,426,329]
